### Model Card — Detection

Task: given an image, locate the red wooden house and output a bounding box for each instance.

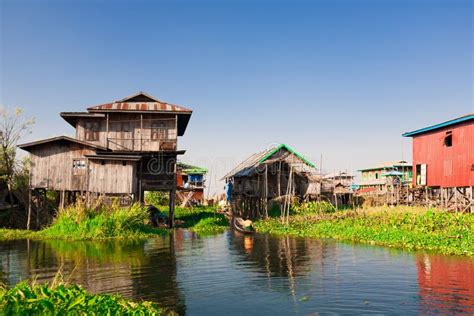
[403,113,473,211]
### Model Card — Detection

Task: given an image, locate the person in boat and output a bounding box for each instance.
[243,219,253,231]
[147,205,167,227]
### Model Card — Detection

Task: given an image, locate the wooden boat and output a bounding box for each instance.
[233,217,254,234]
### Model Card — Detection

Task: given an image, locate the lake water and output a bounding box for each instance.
[1,230,473,315]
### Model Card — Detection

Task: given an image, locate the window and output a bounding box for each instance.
[85,122,99,141]
[444,131,452,147]
[151,122,167,140]
[375,172,379,179]
[73,159,87,175]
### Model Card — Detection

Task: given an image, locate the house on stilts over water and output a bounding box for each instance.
[18,91,193,226]
[222,144,320,219]
[403,113,473,212]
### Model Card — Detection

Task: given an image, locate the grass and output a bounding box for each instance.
[255,204,474,256]
[0,280,171,315]
[0,202,166,241]
[171,206,228,235]
[0,204,228,241]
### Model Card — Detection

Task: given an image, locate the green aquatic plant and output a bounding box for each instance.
[255,206,474,256]
[0,281,171,315]
[37,203,167,240]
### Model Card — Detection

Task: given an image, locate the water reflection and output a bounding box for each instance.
[1,231,474,315]
[417,254,474,314]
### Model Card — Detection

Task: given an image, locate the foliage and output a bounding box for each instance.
[145,191,170,206]
[255,206,474,256]
[0,107,35,207]
[291,201,336,215]
[0,281,170,315]
[162,205,228,235]
[190,217,228,235]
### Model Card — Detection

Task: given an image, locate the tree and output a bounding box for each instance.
[0,107,35,208]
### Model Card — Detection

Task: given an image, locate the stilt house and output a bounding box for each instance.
[176,162,207,206]
[403,113,473,211]
[222,144,320,218]
[18,92,192,225]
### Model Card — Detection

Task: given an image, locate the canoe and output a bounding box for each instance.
[233,217,254,234]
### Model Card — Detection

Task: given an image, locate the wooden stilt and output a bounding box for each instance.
[169,188,176,228]
[27,187,32,230]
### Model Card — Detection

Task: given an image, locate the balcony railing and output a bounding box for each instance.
[106,137,177,152]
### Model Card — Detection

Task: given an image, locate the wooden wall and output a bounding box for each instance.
[30,143,95,191]
[76,113,178,152]
[88,160,136,194]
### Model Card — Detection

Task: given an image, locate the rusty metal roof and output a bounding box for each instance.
[87,92,192,113]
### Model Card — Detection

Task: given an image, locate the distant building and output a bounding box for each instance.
[176,162,207,206]
[357,161,412,194]
[322,171,355,206]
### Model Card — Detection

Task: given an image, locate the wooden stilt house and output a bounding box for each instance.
[222,144,320,218]
[18,91,193,226]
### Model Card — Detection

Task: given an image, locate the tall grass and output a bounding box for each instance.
[36,202,166,240]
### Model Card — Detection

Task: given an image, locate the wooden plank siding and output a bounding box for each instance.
[88,160,136,194]
[75,113,177,152]
[29,143,96,191]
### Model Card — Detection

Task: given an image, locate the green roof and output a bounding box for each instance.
[259,144,316,168]
[177,162,208,175]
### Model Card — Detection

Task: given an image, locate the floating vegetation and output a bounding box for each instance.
[255,205,474,256]
[0,281,171,315]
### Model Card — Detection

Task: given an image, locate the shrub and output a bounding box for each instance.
[291,201,336,215]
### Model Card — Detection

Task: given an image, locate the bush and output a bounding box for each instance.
[145,191,169,206]
[291,201,336,215]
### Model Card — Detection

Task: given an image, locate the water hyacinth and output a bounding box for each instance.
[255,205,474,256]
[0,281,171,315]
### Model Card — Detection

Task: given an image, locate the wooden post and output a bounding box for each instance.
[264,165,268,218]
[277,162,282,197]
[27,187,32,230]
[105,113,109,149]
[470,187,474,213]
[169,188,176,228]
[140,114,143,151]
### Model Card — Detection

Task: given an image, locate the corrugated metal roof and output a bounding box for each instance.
[87,92,192,113]
[403,113,474,137]
[88,102,192,113]
[358,160,411,171]
[18,136,107,151]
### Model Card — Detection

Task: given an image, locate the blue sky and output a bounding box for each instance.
[1,0,472,193]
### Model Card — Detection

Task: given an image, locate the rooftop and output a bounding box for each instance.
[403,113,474,137]
[358,160,411,172]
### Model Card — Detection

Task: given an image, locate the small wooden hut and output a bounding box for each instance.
[222,144,320,218]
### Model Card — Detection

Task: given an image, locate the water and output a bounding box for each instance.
[1,230,473,315]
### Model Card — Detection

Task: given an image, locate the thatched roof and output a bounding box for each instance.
[222,144,318,180]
